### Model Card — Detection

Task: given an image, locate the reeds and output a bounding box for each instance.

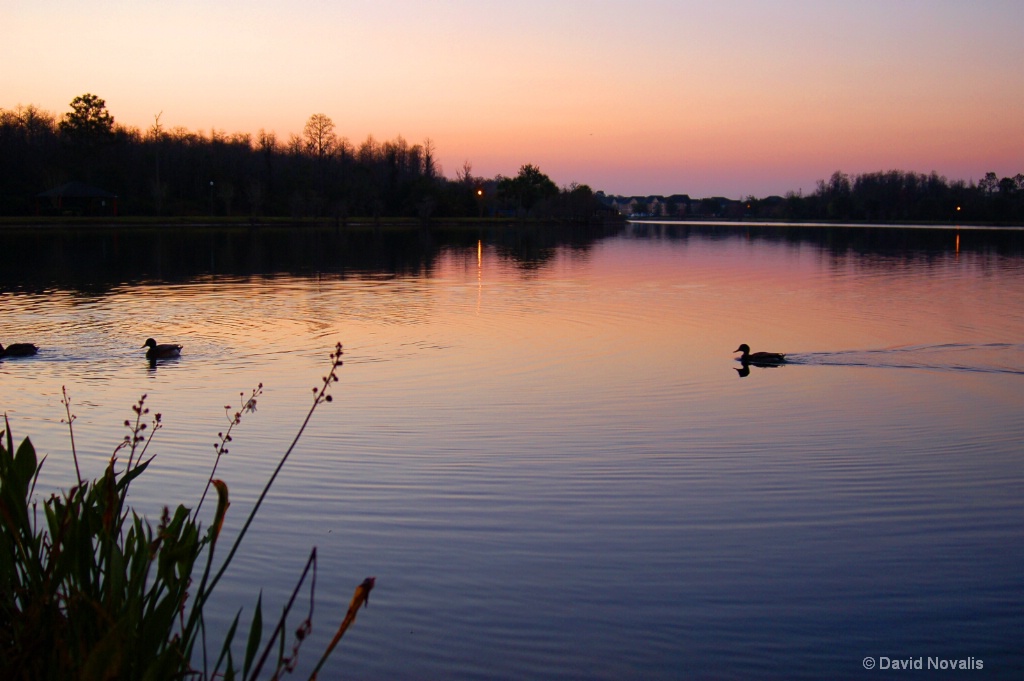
[0,342,372,680]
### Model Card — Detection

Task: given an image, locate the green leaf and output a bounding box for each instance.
[108,543,125,609]
[214,610,242,678]
[13,434,36,472]
[208,479,230,547]
[81,616,129,680]
[10,437,38,501]
[116,457,152,492]
[3,414,12,461]
[243,592,263,680]
[223,653,236,681]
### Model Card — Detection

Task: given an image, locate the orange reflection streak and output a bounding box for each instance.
[477,239,483,315]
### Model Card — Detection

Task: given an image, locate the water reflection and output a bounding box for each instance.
[0,222,619,293]
[2,223,1023,679]
[734,360,786,378]
[626,220,1024,262]
[735,343,1024,378]
[792,343,1024,375]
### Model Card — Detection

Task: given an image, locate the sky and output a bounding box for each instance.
[3,0,1023,198]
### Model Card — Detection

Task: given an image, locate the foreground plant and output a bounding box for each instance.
[0,343,372,680]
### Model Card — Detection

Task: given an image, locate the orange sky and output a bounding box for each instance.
[3,1,1023,197]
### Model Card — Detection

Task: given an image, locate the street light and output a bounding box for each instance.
[209,180,215,216]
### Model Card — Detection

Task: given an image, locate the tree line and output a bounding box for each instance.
[630,169,1023,224]
[742,169,1024,224]
[4,95,1020,224]
[0,94,607,221]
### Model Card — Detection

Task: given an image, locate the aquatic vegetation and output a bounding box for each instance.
[0,343,372,680]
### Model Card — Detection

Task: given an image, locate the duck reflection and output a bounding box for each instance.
[734,359,786,378]
[146,354,183,374]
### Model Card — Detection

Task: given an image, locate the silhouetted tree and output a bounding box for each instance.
[549,182,603,221]
[0,105,61,212]
[979,172,999,196]
[303,113,337,161]
[817,171,852,218]
[54,93,120,184]
[59,93,114,145]
[497,163,559,216]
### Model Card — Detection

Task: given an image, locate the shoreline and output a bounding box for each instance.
[2,215,1020,231]
[0,216,623,232]
[626,217,1024,230]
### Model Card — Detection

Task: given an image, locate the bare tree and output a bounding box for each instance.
[422,138,438,178]
[303,113,337,161]
[456,161,474,186]
[979,172,999,196]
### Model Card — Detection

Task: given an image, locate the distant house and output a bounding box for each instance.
[604,193,692,217]
[645,196,664,216]
[630,196,651,216]
[606,196,634,215]
[36,181,118,216]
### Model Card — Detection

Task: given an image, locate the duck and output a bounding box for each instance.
[0,342,38,357]
[734,343,786,364]
[142,338,183,359]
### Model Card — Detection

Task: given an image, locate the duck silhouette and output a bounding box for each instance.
[142,338,182,359]
[734,343,786,364]
[0,343,38,357]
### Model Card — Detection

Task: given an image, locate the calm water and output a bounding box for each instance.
[1,222,1022,679]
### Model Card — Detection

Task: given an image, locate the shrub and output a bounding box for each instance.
[0,342,373,680]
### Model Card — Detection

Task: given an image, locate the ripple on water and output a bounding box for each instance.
[2,232,1023,680]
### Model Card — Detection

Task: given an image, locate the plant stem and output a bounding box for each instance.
[184,343,343,654]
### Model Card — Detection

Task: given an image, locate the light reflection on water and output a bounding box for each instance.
[1,224,1023,679]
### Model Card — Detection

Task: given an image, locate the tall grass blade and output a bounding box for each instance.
[243,592,263,680]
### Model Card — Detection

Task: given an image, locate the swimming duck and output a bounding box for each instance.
[143,338,182,359]
[0,343,38,357]
[734,343,786,364]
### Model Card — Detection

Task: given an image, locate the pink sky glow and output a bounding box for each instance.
[3,0,1022,198]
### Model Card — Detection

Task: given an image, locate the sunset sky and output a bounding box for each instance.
[4,0,1023,198]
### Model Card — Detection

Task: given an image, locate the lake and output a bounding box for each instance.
[1,221,1022,679]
